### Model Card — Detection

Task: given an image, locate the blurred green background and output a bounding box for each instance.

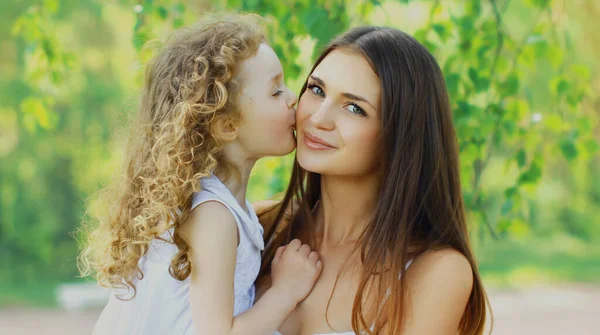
[1,0,599,309]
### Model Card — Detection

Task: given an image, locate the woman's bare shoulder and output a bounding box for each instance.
[407,247,473,294]
[402,248,474,334]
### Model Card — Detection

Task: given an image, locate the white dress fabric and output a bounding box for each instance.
[93,174,265,335]
[274,259,414,335]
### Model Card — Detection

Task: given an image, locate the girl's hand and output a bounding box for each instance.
[270,239,323,304]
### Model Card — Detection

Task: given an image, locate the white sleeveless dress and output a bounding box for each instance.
[93,175,265,335]
[274,259,414,335]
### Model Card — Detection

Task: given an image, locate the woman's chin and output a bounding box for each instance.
[297,155,329,174]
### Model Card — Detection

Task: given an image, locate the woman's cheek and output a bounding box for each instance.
[296,96,312,124]
[350,128,381,172]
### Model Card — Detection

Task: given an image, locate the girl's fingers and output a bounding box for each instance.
[308,251,320,265]
[288,239,302,252]
[273,245,286,265]
[298,244,311,257]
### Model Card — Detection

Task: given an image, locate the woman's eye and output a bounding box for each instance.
[308,84,324,97]
[272,90,284,97]
[347,103,367,116]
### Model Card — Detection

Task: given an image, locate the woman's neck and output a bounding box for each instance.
[316,173,380,249]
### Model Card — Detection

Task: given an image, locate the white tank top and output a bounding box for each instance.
[93,175,265,335]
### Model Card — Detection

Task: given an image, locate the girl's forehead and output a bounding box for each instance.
[238,43,283,84]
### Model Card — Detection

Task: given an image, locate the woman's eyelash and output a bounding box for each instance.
[307,83,368,117]
[347,103,367,117]
[307,83,324,97]
[273,90,284,96]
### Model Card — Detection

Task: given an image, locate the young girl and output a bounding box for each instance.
[80,15,322,335]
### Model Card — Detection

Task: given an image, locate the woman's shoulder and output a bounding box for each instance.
[411,247,472,272]
[401,248,474,332]
[407,247,473,293]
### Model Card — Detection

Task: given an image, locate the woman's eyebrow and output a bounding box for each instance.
[310,75,376,110]
[342,92,375,110]
[309,75,326,88]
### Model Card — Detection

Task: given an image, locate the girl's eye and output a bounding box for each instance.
[307,84,324,97]
[272,90,284,97]
[346,103,367,116]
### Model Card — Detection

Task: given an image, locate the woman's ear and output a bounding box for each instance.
[212,117,238,142]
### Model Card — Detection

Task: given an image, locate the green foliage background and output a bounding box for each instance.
[1,0,598,305]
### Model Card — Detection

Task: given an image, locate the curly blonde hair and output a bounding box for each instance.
[78,14,265,296]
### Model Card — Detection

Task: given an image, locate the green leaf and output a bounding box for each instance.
[501,199,513,215]
[413,28,428,44]
[455,101,476,121]
[174,3,186,13]
[518,159,542,185]
[533,40,549,58]
[43,0,59,14]
[550,77,569,96]
[500,74,520,96]
[566,92,584,108]
[476,44,492,60]
[559,139,578,161]
[516,149,527,168]
[493,127,503,145]
[468,67,489,92]
[445,73,460,97]
[173,17,185,28]
[505,99,528,120]
[504,186,519,198]
[570,64,591,80]
[19,97,57,131]
[443,55,457,73]
[432,24,450,42]
[467,0,482,16]
[545,114,565,131]
[548,45,564,69]
[457,16,475,34]
[503,120,517,137]
[133,29,151,51]
[496,219,511,234]
[507,218,530,238]
[42,38,55,62]
[583,138,600,154]
[156,6,168,20]
[526,0,551,8]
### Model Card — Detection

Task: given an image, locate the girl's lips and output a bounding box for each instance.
[303,131,336,150]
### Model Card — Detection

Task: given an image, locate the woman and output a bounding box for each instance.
[256,26,490,335]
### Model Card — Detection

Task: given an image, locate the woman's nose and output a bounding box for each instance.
[309,100,335,131]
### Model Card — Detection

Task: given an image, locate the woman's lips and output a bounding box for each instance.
[303,131,336,150]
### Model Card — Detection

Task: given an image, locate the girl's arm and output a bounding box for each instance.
[180,201,321,335]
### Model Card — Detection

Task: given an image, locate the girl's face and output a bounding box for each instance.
[296,48,382,177]
[235,43,298,159]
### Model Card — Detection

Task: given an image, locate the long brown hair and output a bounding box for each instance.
[260,26,490,334]
[78,15,265,297]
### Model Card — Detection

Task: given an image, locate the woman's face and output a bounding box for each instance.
[296,48,382,177]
